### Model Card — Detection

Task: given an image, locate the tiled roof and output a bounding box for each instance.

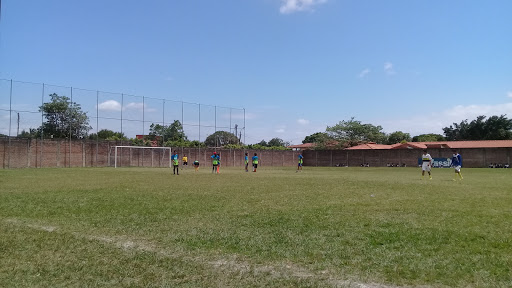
[347,140,512,150]
[287,143,316,149]
[443,140,512,148]
[346,142,394,150]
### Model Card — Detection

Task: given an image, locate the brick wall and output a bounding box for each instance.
[0,137,300,169]
[3,137,510,169]
[303,148,511,168]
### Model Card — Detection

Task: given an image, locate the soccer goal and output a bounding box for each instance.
[111,146,172,168]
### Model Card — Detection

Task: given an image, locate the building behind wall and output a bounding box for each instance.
[301,140,512,168]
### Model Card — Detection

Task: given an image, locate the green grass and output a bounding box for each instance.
[1,166,511,287]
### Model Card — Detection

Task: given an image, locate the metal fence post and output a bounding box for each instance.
[121,93,124,135]
[8,80,12,168]
[69,86,73,167]
[41,83,44,168]
[96,91,99,167]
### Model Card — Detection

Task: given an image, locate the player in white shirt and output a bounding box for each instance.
[421,149,433,180]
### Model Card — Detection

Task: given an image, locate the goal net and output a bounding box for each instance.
[111,146,172,168]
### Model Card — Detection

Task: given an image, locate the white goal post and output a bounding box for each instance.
[112,146,172,168]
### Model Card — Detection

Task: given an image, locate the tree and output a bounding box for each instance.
[18,128,39,139]
[443,115,512,140]
[89,129,127,140]
[302,132,331,144]
[483,115,512,139]
[149,120,187,143]
[204,131,239,147]
[257,140,268,147]
[267,137,290,147]
[39,93,91,139]
[412,133,445,142]
[386,131,411,144]
[326,117,387,145]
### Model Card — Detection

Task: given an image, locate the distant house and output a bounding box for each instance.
[287,143,316,151]
[287,141,341,151]
[346,140,512,150]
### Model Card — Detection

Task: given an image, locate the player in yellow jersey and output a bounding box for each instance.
[182,154,188,168]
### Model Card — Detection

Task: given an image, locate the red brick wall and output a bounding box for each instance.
[0,137,300,169]
[3,137,509,169]
[303,148,511,168]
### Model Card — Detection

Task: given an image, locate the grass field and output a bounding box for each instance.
[1,166,511,287]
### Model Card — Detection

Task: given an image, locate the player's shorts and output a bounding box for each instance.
[253,164,258,169]
[298,163,303,167]
[183,162,187,165]
[454,165,461,172]
[422,162,431,171]
[213,164,218,167]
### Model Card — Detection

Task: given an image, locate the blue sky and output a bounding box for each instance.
[1,0,511,144]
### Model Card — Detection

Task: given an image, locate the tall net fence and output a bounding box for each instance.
[0,79,246,168]
[0,79,246,142]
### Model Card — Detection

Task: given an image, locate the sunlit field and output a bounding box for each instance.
[1,166,511,287]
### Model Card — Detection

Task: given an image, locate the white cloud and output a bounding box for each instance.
[279,0,327,14]
[125,102,144,110]
[507,91,512,98]
[97,100,156,112]
[384,62,395,75]
[380,102,512,136]
[358,69,370,78]
[275,124,286,133]
[98,100,121,111]
[297,118,310,125]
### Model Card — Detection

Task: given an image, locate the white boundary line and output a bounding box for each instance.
[3,218,396,288]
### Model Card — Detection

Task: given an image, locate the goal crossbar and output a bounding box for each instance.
[113,146,172,168]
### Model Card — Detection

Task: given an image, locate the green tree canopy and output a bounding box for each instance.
[89,129,127,140]
[149,120,187,143]
[412,133,445,142]
[38,93,91,139]
[326,117,387,145]
[386,131,411,144]
[18,128,39,139]
[257,140,268,147]
[443,115,512,140]
[267,137,290,147]
[204,131,239,147]
[302,132,331,144]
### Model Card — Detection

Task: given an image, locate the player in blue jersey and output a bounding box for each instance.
[451,149,463,181]
[297,152,303,172]
[244,152,249,172]
[252,153,259,172]
[211,152,220,174]
[172,151,179,175]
